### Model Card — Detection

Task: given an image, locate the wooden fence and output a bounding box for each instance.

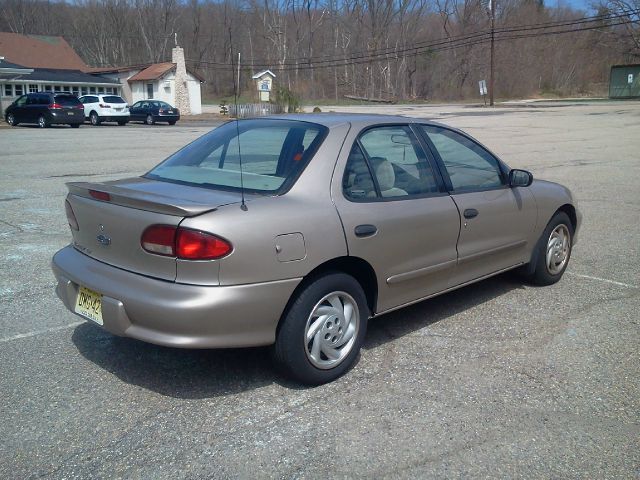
[228,103,285,118]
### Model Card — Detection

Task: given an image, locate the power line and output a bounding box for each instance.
[186,12,639,72]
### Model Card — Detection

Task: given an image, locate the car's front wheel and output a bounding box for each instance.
[6,113,17,126]
[38,115,49,128]
[90,112,101,126]
[523,211,573,285]
[273,273,368,385]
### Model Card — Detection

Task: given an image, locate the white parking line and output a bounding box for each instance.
[567,272,638,289]
[0,321,84,344]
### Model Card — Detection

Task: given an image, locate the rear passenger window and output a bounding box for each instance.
[421,126,504,191]
[343,126,439,200]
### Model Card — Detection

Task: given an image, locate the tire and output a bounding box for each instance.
[90,112,101,126]
[522,211,573,286]
[117,120,127,126]
[70,123,80,128]
[273,272,369,385]
[145,114,155,125]
[168,120,176,125]
[6,113,17,126]
[38,115,49,128]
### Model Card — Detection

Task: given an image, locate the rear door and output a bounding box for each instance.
[419,125,536,286]
[334,124,461,313]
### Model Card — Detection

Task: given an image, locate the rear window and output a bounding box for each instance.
[103,95,125,103]
[54,94,81,106]
[146,119,328,194]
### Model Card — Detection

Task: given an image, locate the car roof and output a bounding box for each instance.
[246,113,447,130]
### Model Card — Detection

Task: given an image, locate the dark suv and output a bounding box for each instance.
[4,93,84,128]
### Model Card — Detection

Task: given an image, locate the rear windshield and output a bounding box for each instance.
[146,119,328,194]
[54,94,81,106]
[103,96,125,103]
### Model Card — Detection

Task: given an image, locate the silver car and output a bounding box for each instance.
[52,114,581,384]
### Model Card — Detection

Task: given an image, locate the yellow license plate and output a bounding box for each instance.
[74,286,103,325]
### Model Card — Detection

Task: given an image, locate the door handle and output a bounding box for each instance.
[354,224,377,238]
[463,208,479,219]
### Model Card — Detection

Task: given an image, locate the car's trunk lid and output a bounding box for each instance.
[66,177,243,281]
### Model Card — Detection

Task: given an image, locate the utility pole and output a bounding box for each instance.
[489,0,495,106]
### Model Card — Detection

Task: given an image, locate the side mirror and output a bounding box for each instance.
[509,169,533,187]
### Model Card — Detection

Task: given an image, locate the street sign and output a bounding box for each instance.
[479,79,488,96]
[629,74,634,84]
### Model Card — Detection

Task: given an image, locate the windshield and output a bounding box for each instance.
[103,96,125,103]
[146,119,328,194]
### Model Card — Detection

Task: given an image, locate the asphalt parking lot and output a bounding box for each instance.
[1,102,639,479]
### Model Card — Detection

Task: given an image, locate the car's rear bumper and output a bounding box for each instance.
[50,111,83,124]
[52,245,301,348]
[156,114,180,123]
[95,113,129,122]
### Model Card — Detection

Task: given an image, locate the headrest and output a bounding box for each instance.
[371,157,395,191]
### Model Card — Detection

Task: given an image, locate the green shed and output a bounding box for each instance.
[609,64,640,99]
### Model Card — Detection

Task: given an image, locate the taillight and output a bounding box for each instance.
[65,200,79,231]
[141,226,232,260]
[75,104,84,109]
[141,225,176,256]
[89,189,111,201]
[176,229,232,260]
[50,103,63,109]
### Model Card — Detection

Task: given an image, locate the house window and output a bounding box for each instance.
[81,87,88,95]
[4,84,12,96]
[14,84,23,96]
[54,85,61,92]
[146,83,154,99]
[44,85,52,92]
[62,85,71,93]
[98,87,104,93]
[29,84,38,93]
[72,86,79,96]
[89,87,96,94]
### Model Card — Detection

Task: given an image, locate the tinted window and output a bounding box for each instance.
[343,144,376,199]
[131,102,142,108]
[103,95,125,103]
[421,125,504,191]
[54,94,81,106]
[14,95,27,106]
[146,120,327,194]
[39,94,52,105]
[158,102,172,108]
[347,126,438,198]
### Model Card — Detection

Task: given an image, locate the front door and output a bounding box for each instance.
[333,124,461,314]
[419,125,536,286]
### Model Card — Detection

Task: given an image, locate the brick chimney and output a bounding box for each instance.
[172,45,191,115]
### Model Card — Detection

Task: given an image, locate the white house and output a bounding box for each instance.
[91,47,204,114]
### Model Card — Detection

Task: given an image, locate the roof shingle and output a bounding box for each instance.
[0,32,88,71]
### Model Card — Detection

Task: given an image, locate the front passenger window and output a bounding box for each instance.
[421,125,504,191]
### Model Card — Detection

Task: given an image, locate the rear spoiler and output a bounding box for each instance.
[67,182,217,217]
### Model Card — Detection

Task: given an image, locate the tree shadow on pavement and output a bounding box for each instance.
[72,273,524,399]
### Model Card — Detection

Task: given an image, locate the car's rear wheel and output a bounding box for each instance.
[273,273,368,385]
[90,112,101,126]
[146,114,155,125]
[38,115,49,128]
[522,211,573,286]
[168,120,176,125]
